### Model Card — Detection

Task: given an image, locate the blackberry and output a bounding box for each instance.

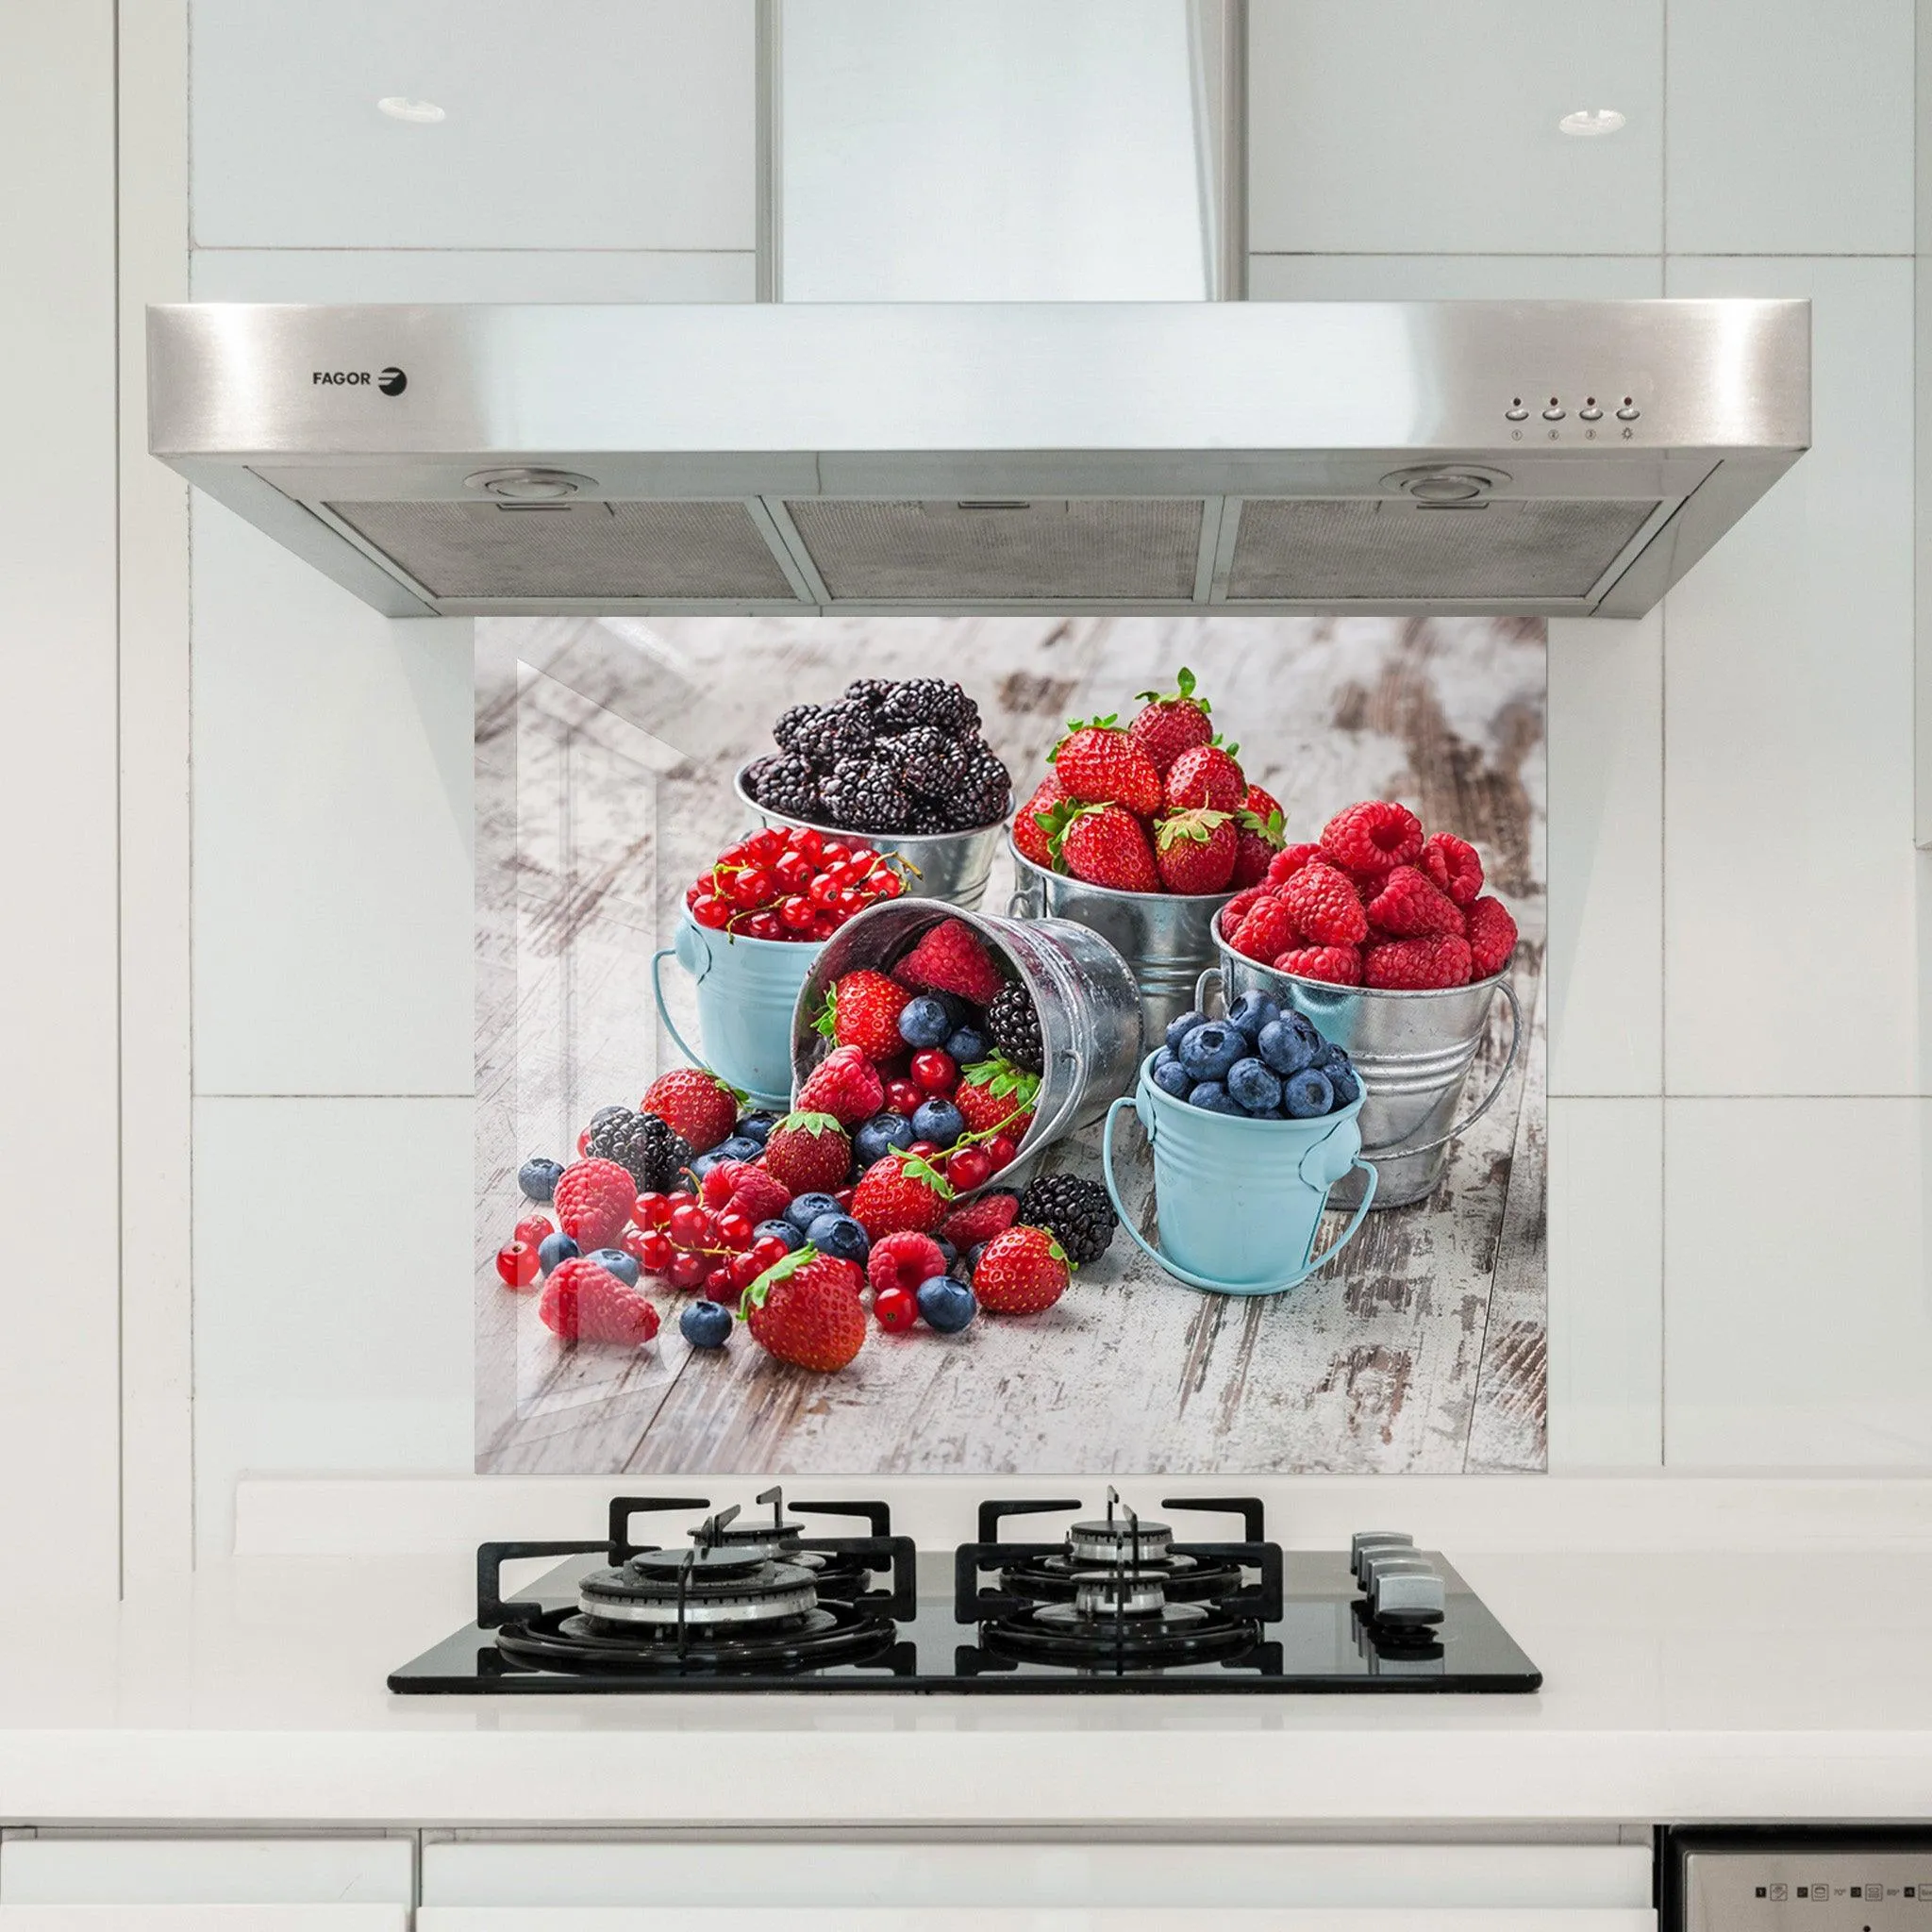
[773,704,823,756]
[586,1108,691,1192]
[794,698,875,771]
[985,982,1043,1074]
[881,724,966,800]
[878,678,979,738]
[908,801,953,835]
[822,755,913,833]
[843,677,901,716]
[1016,1172,1117,1266]
[747,750,823,821]
[947,744,1011,828]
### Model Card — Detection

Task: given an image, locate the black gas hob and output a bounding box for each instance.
[389,1490,1541,1695]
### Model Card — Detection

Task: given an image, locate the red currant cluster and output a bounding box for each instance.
[623,1165,830,1305]
[686,825,905,941]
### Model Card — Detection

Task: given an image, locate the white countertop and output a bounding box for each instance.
[4,1543,1931,1827]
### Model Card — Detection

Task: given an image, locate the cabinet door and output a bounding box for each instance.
[419,1911,1656,1930]
[0,1838,410,1907]
[0,1910,407,1930]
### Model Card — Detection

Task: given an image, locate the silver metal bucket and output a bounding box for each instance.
[1008,841,1238,1041]
[1201,941,1523,1210]
[791,899,1145,1191]
[734,762,1006,910]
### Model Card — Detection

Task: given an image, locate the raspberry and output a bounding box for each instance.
[1279,860,1368,947]
[539,1257,660,1347]
[1421,831,1484,906]
[867,1230,948,1299]
[1364,934,1473,990]
[1274,945,1362,987]
[1364,864,1466,939]
[1219,884,1272,938]
[1232,897,1296,963]
[725,1166,792,1225]
[1321,800,1424,875]
[938,1189,1021,1250]
[1465,894,1520,977]
[1267,841,1324,887]
[551,1158,637,1251]
[795,1047,885,1126]
[893,919,1006,1006]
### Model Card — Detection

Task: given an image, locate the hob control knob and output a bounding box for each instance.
[1359,1547,1431,1595]
[1370,1561,1445,1625]
[1350,1531,1413,1581]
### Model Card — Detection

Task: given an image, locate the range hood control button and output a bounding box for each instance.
[1615,403,1641,421]
[1504,403,1529,422]
[1541,404,1566,421]
[1578,404,1604,422]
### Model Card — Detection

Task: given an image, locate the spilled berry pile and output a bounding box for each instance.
[1153,995,1360,1120]
[1218,799,1519,991]
[742,677,1012,836]
[1013,668,1286,896]
[685,824,905,941]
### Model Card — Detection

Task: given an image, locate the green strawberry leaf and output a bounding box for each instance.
[1133,665,1208,712]
[776,1109,844,1141]
[962,1057,1041,1108]
[1209,732,1241,758]
[811,988,839,1041]
[1050,714,1120,762]
[1238,805,1286,845]
[739,1241,817,1319]
[892,1148,956,1200]
[1042,798,1100,866]
[1155,808,1231,851]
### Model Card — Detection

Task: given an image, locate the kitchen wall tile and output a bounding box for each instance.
[192,499,474,1096]
[1661,258,1922,1094]
[190,249,757,304]
[191,0,755,250]
[1547,612,1663,1094]
[1248,1,1663,256]
[1664,1097,1932,1465]
[1248,256,1663,302]
[193,1097,471,1557]
[1547,1099,1663,1468]
[1665,0,1915,255]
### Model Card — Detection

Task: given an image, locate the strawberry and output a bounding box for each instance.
[1230,797,1285,888]
[1126,667,1214,774]
[795,1047,885,1126]
[1053,720,1163,818]
[955,1058,1041,1140]
[725,1165,793,1225]
[973,1224,1071,1315]
[1365,864,1466,939]
[1268,841,1324,887]
[540,1257,661,1347]
[938,1189,1022,1250]
[1011,775,1067,870]
[1056,802,1160,893]
[1420,831,1485,906]
[1274,944,1362,987]
[1280,860,1369,947]
[818,969,913,1062]
[641,1069,741,1155]
[1232,897,1296,963]
[867,1229,949,1299]
[850,1149,955,1239]
[551,1158,637,1251]
[1163,743,1246,814]
[1364,934,1474,991]
[1464,894,1519,978]
[1153,808,1237,894]
[1244,781,1285,826]
[893,918,1006,1006]
[762,1109,854,1192]
[742,1247,867,1372]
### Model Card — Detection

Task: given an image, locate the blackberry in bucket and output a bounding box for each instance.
[986,981,1043,1074]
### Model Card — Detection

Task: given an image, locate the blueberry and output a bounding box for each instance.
[754,1217,803,1253]
[917,1274,977,1332]
[734,1112,777,1146]
[911,1097,967,1147]
[785,1191,842,1232]
[898,995,953,1049]
[690,1150,734,1180]
[1226,1058,1283,1115]
[1257,1015,1321,1077]
[1284,1067,1336,1119]
[537,1230,579,1273]
[1314,1041,1350,1072]
[944,1025,988,1065]
[932,1236,958,1266]
[713,1135,762,1164]
[518,1157,565,1203]
[1225,991,1282,1042]
[1324,1061,1361,1108]
[1186,1081,1245,1116]
[854,1111,914,1168]
[1165,1008,1210,1054]
[807,1211,871,1263]
[1178,1022,1244,1083]
[1150,1053,1194,1101]
[585,1245,641,1287]
[958,1241,990,1281]
[680,1300,733,1349]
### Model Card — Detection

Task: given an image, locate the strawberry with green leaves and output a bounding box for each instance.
[1153,808,1237,893]
[1127,666,1214,774]
[795,1045,885,1126]
[1010,774,1065,870]
[955,1058,1040,1141]
[816,969,913,1063]
[1232,786,1287,888]
[1163,742,1247,814]
[1053,802,1160,893]
[850,1148,955,1239]
[973,1224,1071,1314]
[1052,717,1163,819]
[761,1110,852,1194]
[741,1246,868,1371]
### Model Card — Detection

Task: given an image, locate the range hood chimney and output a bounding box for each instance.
[146,6,1808,619]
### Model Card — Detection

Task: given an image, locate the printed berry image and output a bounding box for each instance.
[1154,1004,1361,1122]
[741,679,1013,835]
[684,824,906,942]
[1217,798,1518,991]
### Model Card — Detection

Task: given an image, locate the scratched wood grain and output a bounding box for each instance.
[475,613,1546,1474]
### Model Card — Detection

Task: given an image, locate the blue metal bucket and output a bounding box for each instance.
[1101,1051,1378,1296]
[651,914,824,1107]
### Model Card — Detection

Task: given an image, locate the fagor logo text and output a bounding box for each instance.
[311,367,408,395]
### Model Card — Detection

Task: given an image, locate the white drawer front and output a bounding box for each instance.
[419,1910,1657,1931]
[0,1910,407,1930]
[0,1838,411,1906]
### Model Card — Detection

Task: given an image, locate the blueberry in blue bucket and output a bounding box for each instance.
[1179,1022,1244,1083]
[1150,1049,1193,1100]
[1257,1015,1321,1076]
[1224,991,1281,1042]
[1226,1058,1283,1115]
[1188,1080,1245,1116]
[1283,1067,1336,1119]
[1325,1061,1361,1108]
[1164,1008,1209,1054]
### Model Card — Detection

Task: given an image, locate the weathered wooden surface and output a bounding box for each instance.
[475,614,1547,1475]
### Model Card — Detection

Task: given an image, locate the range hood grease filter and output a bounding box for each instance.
[147,302,1808,617]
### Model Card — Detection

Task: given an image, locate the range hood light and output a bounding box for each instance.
[465,468,593,502]
[1557,108,1625,137]
[376,96,445,125]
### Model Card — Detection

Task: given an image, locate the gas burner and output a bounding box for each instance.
[496,1597,901,1676]
[978,1593,1261,1672]
[578,1544,821,1628]
[981,1489,1263,1607]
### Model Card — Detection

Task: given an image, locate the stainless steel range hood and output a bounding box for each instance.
[146,298,1807,618]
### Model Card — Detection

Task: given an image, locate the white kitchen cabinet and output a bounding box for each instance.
[419,1911,1654,1931]
[0,1836,412,1907]
[0,1913,404,1930]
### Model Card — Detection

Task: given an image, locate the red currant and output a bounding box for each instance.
[700,1164,739,1208]
[910,1049,958,1093]
[844,844,875,868]
[907,1140,940,1161]
[667,1250,708,1291]
[885,1077,924,1116]
[985,1132,1019,1173]
[791,827,824,859]
[836,889,865,917]
[668,1202,715,1251]
[576,1129,591,1156]
[724,867,774,908]
[820,841,850,865]
[748,827,786,864]
[513,1214,552,1248]
[715,1208,756,1252]
[811,913,841,940]
[728,1250,764,1291]
[691,893,731,930]
[780,894,816,931]
[808,873,841,908]
[745,911,784,941]
[874,1283,919,1331]
[872,870,904,900]
[495,1241,539,1289]
[703,1266,739,1304]
[631,1191,671,1230]
[750,1236,791,1272]
[628,1228,676,1275]
[718,841,755,868]
[684,881,702,906]
[945,1146,994,1192]
[774,851,812,892]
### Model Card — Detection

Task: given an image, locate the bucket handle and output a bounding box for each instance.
[649,947,706,1071]
[1194,966,1524,1166]
[1100,1097,1377,1296]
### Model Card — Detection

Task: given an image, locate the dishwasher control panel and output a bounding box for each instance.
[1665,1832,1932,1932]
